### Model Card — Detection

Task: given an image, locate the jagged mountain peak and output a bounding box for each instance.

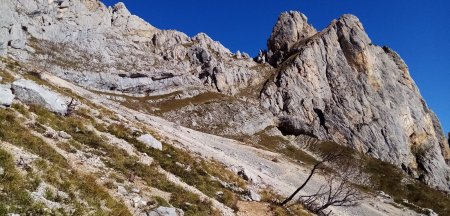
[267,10,317,66]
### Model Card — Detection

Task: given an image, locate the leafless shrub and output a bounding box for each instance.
[281,150,366,215]
[299,165,366,215]
[65,98,78,116]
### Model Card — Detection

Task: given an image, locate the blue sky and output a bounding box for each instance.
[102,0,450,134]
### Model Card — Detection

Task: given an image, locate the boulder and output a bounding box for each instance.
[0,84,14,107]
[248,189,261,201]
[12,79,68,115]
[58,131,72,139]
[147,207,184,216]
[137,134,162,150]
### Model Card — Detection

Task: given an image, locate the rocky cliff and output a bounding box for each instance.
[261,11,450,190]
[1,0,449,193]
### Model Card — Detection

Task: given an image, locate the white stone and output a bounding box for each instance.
[12,79,68,115]
[148,207,184,216]
[0,84,14,107]
[58,131,72,139]
[137,134,162,150]
[117,185,127,195]
[248,190,261,202]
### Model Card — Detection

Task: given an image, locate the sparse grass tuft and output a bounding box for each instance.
[0,108,68,167]
[0,148,46,215]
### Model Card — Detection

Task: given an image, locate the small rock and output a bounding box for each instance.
[58,131,72,139]
[242,52,251,59]
[425,208,438,216]
[148,206,184,216]
[378,191,391,200]
[90,109,100,117]
[57,190,69,200]
[44,128,58,139]
[137,134,162,150]
[117,185,127,195]
[216,191,224,196]
[0,167,4,176]
[248,190,261,202]
[132,196,142,207]
[0,84,14,107]
[131,188,140,194]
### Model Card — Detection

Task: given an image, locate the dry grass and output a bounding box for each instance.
[107,123,247,211]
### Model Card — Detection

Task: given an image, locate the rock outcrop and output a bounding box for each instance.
[267,11,317,66]
[12,79,68,115]
[261,14,450,190]
[1,0,263,96]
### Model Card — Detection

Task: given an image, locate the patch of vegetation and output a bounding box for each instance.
[0,108,68,167]
[246,129,318,166]
[29,105,218,215]
[0,149,48,215]
[364,156,450,215]
[153,196,171,207]
[310,141,450,215]
[107,123,247,211]
[118,91,231,115]
[251,132,450,215]
[11,103,30,118]
[34,159,131,216]
[260,190,312,216]
[0,68,15,83]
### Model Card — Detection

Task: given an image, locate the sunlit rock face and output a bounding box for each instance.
[262,13,450,191]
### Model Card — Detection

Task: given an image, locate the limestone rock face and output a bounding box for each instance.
[261,14,450,190]
[12,79,68,115]
[267,11,317,66]
[0,0,262,96]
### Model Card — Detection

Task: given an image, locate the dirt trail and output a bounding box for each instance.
[42,73,421,216]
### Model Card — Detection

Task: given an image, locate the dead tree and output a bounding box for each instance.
[280,150,365,214]
[280,152,341,206]
[65,98,77,116]
[299,168,363,215]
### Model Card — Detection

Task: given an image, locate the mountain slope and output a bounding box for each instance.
[1,0,450,215]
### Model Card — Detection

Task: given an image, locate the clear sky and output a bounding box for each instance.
[102,0,450,134]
